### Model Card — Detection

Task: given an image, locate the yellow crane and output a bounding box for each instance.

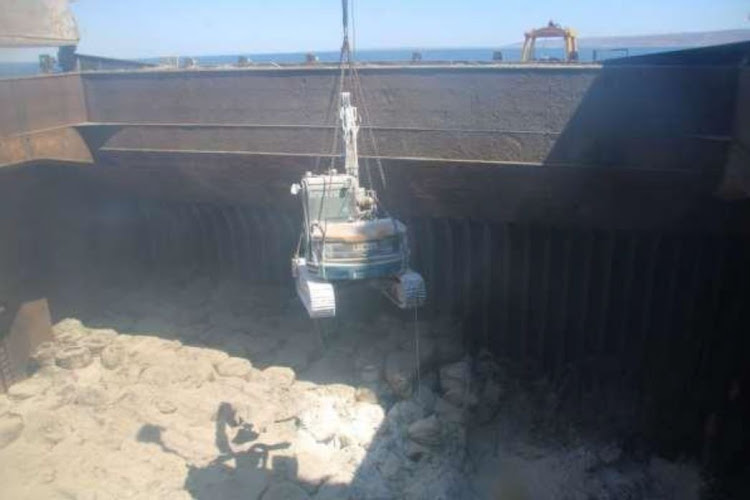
[521,21,579,63]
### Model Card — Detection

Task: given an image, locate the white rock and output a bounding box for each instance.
[261,366,296,387]
[440,360,471,386]
[405,440,431,461]
[155,399,177,414]
[299,399,341,443]
[341,402,385,447]
[386,400,424,431]
[444,387,478,408]
[314,384,356,404]
[81,334,112,355]
[413,384,437,413]
[355,386,378,404]
[384,351,416,399]
[440,360,477,407]
[433,397,467,424]
[53,318,87,340]
[7,376,51,400]
[30,342,57,367]
[377,450,404,481]
[55,345,93,369]
[100,343,125,370]
[140,365,175,386]
[179,345,229,365]
[75,386,108,407]
[24,412,69,448]
[294,448,335,491]
[0,414,23,449]
[407,415,442,447]
[88,327,118,341]
[360,363,381,384]
[215,357,252,378]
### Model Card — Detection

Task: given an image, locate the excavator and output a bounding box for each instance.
[290,1,426,318]
[521,21,579,63]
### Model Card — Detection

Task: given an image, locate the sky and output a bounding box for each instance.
[3,0,750,61]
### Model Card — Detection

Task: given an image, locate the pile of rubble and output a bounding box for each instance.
[0,281,702,499]
[0,281,477,499]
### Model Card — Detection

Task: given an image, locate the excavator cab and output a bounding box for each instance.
[291,93,426,318]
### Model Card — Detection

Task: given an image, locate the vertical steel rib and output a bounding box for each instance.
[481,222,492,348]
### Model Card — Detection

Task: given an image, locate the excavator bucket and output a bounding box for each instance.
[376,269,427,310]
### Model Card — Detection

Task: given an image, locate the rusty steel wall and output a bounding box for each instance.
[0,74,89,166]
[0,73,86,136]
[77,63,737,174]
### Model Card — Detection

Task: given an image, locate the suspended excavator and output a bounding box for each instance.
[290,1,426,318]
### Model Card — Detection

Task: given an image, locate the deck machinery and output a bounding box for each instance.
[290,93,426,318]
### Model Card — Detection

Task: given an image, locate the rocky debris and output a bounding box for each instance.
[262,481,310,500]
[0,414,23,449]
[354,386,378,404]
[53,318,87,339]
[293,448,336,491]
[440,360,477,408]
[24,411,70,448]
[55,345,93,370]
[100,343,125,369]
[359,363,381,384]
[384,350,416,399]
[314,384,356,403]
[408,415,442,448]
[340,402,385,447]
[7,376,51,400]
[299,399,341,443]
[155,399,177,414]
[413,384,437,413]
[30,341,57,367]
[386,400,424,431]
[215,356,252,378]
[261,366,296,387]
[0,283,700,500]
[434,396,468,424]
[405,440,430,461]
[81,332,113,354]
[74,386,108,407]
